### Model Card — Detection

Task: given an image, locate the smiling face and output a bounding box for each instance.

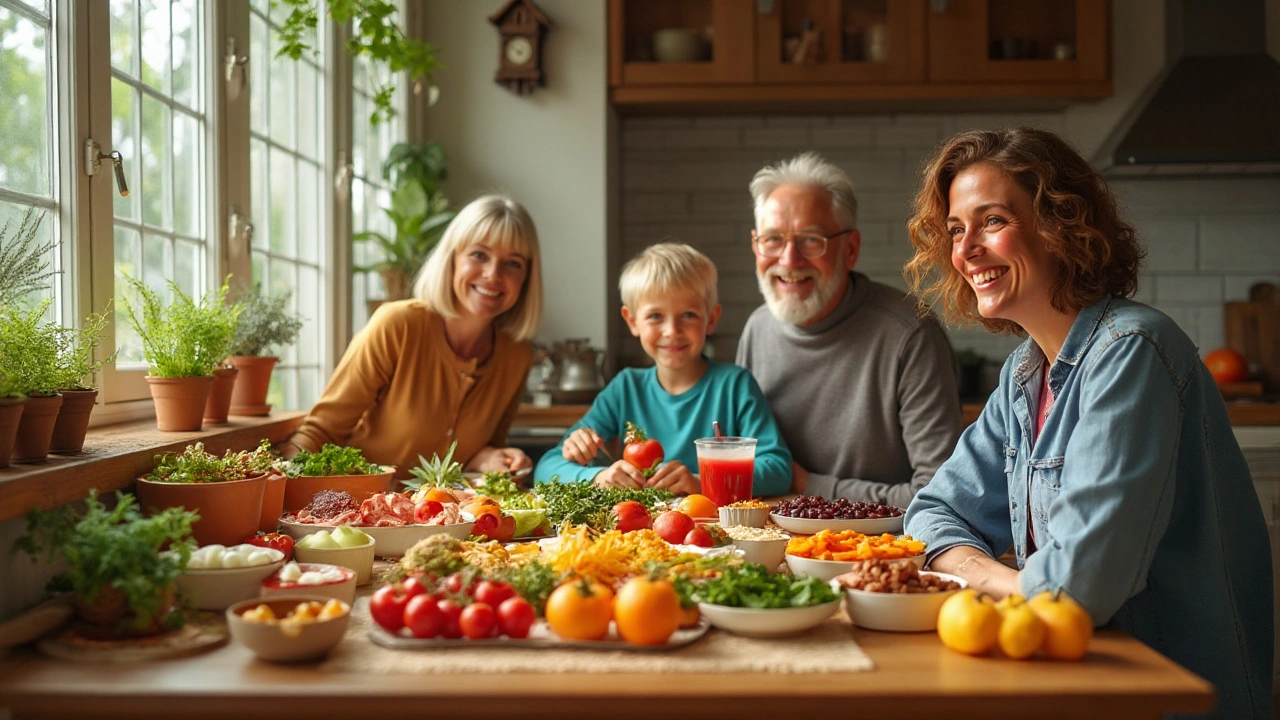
[621,288,721,375]
[754,185,859,326]
[947,163,1059,328]
[451,241,529,323]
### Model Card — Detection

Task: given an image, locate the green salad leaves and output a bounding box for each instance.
[690,563,839,609]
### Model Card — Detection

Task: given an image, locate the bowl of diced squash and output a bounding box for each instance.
[784,530,925,582]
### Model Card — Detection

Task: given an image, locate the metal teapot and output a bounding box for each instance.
[552,339,606,402]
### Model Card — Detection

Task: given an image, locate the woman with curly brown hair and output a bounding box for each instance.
[902,127,1270,719]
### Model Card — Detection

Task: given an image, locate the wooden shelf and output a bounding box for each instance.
[512,404,591,429]
[0,411,306,523]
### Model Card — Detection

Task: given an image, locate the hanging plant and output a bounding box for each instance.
[276,0,443,124]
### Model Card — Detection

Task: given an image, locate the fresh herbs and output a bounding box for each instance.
[229,287,304,358]
[479,472,524,502]
[688,563,839,609]
[403,441,466,490]
[534,481,673,529]
[147,441,276,484]
[121,275,241,378]
[0,299,62,395]
[497,559,558,616]
[284,443,380,477]
[0,207,55,307]
[53,306,113,390]
[13,490,197,634]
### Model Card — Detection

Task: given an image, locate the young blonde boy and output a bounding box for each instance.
[533,242,792,496]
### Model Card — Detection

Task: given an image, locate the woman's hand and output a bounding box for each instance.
[466,446,532,473]
[562,428,605,466]
[648,462,700,496]
[593,460,646,490]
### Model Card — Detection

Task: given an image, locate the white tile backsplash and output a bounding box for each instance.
[618,113,1280,368]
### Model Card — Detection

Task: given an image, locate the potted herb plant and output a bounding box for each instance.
[281,443,394,512]
[134,441,277,546]
[226,288,304,417]
[14,490,197,638]
[122,276,240,431]
[0,300,65,463]
[48,308,113,454]
[0,368,24,469]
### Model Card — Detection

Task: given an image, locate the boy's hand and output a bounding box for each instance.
[562,427,605,466]
[593,460,646,490]
[647,461,700,495]
[467,446,532,473]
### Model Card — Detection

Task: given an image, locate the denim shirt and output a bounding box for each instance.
[906,297,1273,719]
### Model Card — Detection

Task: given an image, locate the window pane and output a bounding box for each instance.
[140,94,170,229]
[171,0,197,108]
[268,35,295,148]
[249,13,267,135]
[109,0,135,74]
[268,148,295,256]
[250,137,267,250]
[139,0,169,92]
[173,238,200,299]
[297,265,318,364]
[297,61,318,157]
[141,233,171,296]
[172,109,199,236]
[110,78,138,220]
[114,226,143,363]
[297,161,318,258]
[0,7,50,197]
[298,368,319,410]
[0,199,55,309]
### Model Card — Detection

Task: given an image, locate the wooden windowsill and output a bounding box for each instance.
[0,411,307,523]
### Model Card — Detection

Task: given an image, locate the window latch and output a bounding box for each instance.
[230,211,255,251]
[225,37,249,100]
[84,138,128,197]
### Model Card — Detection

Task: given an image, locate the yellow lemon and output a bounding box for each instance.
[995,594,1046,660]
[1028,590,1094,661]
[937,589,1001,656]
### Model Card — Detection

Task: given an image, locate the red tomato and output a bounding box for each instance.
[370,584,410,632]
[652,510,695,544]
[497,597,536,639]
[400,576,429,602]
[472,512,499,539]
[683,526,713,548]
[459,602,496,639]
[474,580,517,608]
[413,499,444,524]
[437,598,464,639]
[243,532,294,560]
[442,573,476,597]
[622,421,664,478]
[403,594,444,639]
[612,500,652,533]
[1205,347,1249,385]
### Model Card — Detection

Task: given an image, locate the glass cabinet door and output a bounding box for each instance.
[928,0,1108,83]
[610,0,754,86]
[756,0,926,84]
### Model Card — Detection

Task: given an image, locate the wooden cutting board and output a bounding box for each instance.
[1225,283,1280,392]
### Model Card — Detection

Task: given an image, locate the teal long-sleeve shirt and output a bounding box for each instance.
[534,361,792,497]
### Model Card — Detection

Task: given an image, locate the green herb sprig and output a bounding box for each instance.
[533,481,673,529]
[0,207,55,307]
[229,287,304,358]
[121,275,241,378]
[148,440,276,484]
[285,443,380,477]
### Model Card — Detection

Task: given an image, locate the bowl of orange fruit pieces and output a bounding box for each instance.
[785,529,926,581]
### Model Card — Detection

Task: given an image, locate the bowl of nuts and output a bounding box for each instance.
[836,559,966,632]
[771,496,904,535]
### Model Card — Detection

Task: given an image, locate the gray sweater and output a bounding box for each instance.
[736,272,962,508]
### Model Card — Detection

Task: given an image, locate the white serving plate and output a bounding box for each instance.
[279,518,474,558]
[785,552,925,581]
[697,599,841,638]
[768,512,904,536]
[842,571,967,632]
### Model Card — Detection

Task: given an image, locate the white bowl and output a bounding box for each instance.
[731,537,789,572]
[697,600,841,638]
[842,571,967,632]
[293,535,376,585]
[785,553,925,581]
[769,512,904,536]
[176,556,286,610]
[718,506,769,528]
[279,518,474,558]
[260,563,357,605]
[226,595,350,663]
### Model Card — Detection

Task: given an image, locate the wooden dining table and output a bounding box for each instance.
[0,624,1213,720]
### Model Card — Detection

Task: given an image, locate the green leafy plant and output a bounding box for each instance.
[531,482,674,529]
[478,472,524,502]
[0,367,21,399]
[121,276,241,378]
[0,207,56,308]
[403,441,466,490]
[284,443,381,477]
[146,440,277,484]
[0,299,63,396]
[685,562,839,609]
[53,307,115,390]
[275,0,442,125]
[229,287,305,358]
[13,490,197,635]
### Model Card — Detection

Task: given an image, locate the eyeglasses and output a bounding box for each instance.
[752,229,853,259]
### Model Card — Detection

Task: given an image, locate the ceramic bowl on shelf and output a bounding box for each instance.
[784,553,924,582]
[226,595,351,663]
[697,599,841,638]
[768,512,904,536]
[652,27,707,63]
[841,571,967,632]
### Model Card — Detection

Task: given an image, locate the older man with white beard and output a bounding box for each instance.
[736,152,961,507]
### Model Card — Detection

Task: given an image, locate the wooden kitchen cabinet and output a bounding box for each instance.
[609,0,1111,111]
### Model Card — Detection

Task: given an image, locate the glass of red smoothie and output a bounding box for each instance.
[694,437,757,507]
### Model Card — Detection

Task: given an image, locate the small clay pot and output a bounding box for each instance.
[134,472,268,546]
[12,393,64,463]
[0,397,25,469]
[49,388,98,454]
[228,356,278,416]
[74,583,179,639]
[203,365,239,424]
[259,469,288,533]
[147,376,214,432]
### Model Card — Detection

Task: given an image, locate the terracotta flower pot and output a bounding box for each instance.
[203,366,239,424]
[0,397,25,469]
[49,388,98,454]
[134,472,267,546]
[228,356,278,416]
[74,583,179,639]
[259,469,288,533]
[12,393,64,463]
[282,470,395,513]
[147,376,214,432]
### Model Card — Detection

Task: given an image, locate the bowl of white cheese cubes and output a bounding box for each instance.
[176,543,287,610]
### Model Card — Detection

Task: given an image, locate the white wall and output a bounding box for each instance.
[421,1,609,348]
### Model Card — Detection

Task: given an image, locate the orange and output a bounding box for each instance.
[1204,347,1248,385]
[423,488,458,504]
[680,493,719,518]
[613,576,681,646]
[937,589,1001,656]
[995,594,1046,660]
[545,579,614,641]
[1028,591,1093,661]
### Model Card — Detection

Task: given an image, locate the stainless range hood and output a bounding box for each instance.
[1095,0,1280,177]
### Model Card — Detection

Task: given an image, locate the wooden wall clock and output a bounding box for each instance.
[489,0,552,95]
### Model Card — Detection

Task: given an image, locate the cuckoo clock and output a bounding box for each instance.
[489,0,551,95]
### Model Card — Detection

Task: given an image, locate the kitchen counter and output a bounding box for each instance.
[0,627,1212,719]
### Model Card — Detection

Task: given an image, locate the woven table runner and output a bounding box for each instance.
[320,599,874,675]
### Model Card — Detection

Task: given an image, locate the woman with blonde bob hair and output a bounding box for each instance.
[285,194,543,476]
[902,127,1270,719]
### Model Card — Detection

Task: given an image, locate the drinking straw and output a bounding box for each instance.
[712,421,724,438]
